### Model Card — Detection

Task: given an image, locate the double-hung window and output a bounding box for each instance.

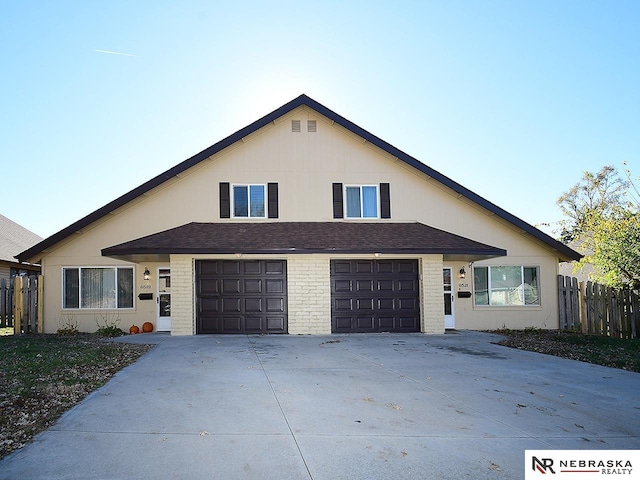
[345,185,378,218]
[473,266,540,306]
[333,183,390,219]
[63,267,134,309]
[232,184,265,218]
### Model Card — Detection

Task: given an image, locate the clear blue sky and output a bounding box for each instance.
[2,1,639,239]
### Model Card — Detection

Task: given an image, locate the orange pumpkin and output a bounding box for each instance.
[129,325,140,334]
[142,322,154,333]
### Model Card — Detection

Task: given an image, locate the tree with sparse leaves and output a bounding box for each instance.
[557,163,639,290]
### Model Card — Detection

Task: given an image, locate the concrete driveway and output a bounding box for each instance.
[1,331,639,479]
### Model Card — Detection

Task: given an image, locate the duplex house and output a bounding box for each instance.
[17,95,580,335]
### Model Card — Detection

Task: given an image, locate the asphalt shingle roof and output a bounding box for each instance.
[101,222,507,259]
[0,214,42,263]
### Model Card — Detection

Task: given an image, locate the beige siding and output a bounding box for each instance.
[34,105,564,334]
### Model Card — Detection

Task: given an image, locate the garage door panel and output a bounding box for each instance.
[198,316,221,334]
[356,298,374,310]
[223,316,243,332]
[199,297,220,314]
[222,279,241,294]
[378,317,395,330]
[244,279,263,293]
[397,261,418,273]
[334,298,352,311]
[244,298,263,312]
[398,298,417,310]
[376,261,394,273]
[356,317,375,330]
[196,260,287,334]
[245,316,263,332]
[266,279,284,293]
[222,298,241,313]
[333,261,352,274]
[399,316,418,329]
[266,298,285,312]
[378,298,395,309]
[334,316,352,330]
[197,261,220,276]
[335,280,352,292]
[356,261,374,273]
[243,261,262,275]
[197,279,220,295]
[331,259,419,333]
[356,280,374,292]
[266,316,286,331]
[398,279,416,291]
[265,261,285,275]
[222,261,241,275]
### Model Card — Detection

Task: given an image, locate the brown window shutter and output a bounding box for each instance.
[268,183,279,218]
[332,183,343,219]
[380,183,391,218]
[219,182,230,218]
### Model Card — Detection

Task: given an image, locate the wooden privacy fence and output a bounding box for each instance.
[0,275,42,334]
[558,275,640,338]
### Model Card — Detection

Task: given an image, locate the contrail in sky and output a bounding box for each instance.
[95,49,137,57]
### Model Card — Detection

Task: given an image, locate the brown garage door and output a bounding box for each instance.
[331,259,420,333]
[196,260,287,334]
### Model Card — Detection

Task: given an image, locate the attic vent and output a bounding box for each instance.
[291,120,301,132]
[307,120,317,132]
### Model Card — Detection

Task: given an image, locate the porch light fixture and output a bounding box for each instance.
[458,267,466,279]
[374,252,381,258]
[235,253,243,258]
[143,267,150,281]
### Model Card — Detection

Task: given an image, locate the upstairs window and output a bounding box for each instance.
[219,182,278,219]
[233,184,265,218]
[345,185,378,218]
[332,183,391,219]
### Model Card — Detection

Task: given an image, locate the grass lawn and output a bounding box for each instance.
[0,334,152,459]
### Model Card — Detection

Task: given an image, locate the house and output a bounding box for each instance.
[0,214,41,283]
[17,95,581,335]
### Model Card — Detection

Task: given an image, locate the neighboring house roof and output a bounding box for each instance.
[17,94,582,263]
[101,222,508,262]
[0,214,42,265]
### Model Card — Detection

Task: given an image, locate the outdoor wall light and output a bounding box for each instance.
[458,267,466,279]
[143,267,150,281]
[235,253,243,258]
[374,252,381,258]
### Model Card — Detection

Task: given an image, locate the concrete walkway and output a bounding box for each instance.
[1,331,639,479]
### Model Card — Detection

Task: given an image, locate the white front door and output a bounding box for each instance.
[157,267,171,332]
[443,267,455,329]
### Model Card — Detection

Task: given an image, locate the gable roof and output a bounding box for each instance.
[17,94,581,263]
[1,214,42,264]
[101,222,507,262]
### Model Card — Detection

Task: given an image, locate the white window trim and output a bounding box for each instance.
[473,265,541,307]
[230,183,267,219]
[344,184,380,219]
[62,266,135,310]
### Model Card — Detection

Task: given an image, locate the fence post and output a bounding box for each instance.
[579,281,587,333]
[0,278,6,328]
[37,274,44,334]
[557,275,566,330]
[13,276,23,334]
